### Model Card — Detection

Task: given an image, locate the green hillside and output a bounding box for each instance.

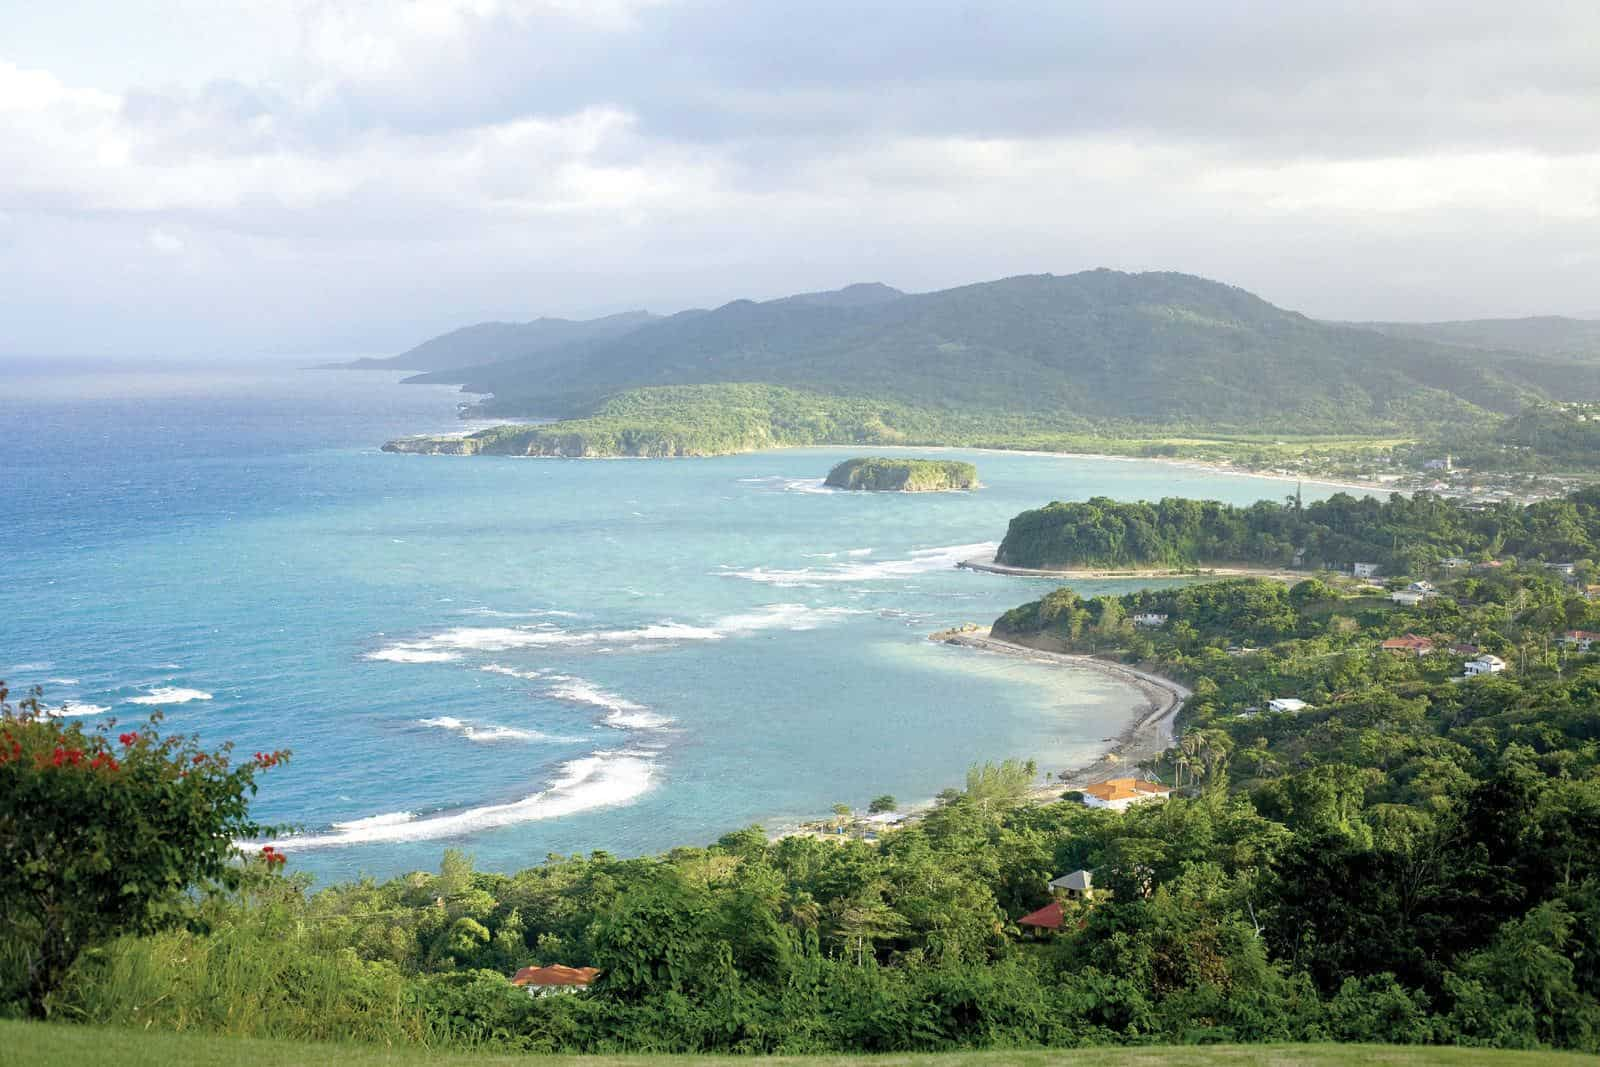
[3,1022,1587,1067]
[334,311,656,372]
[417,271,1600,433]
[823,457,978,491]
[1356,316,1600,360]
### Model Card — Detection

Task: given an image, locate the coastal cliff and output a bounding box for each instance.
[824,457,978,491]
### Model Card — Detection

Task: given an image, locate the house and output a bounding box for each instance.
[1381,634,1435,657]
[512,964,601,996]
[1078,777,1173,811]
[1390,591,1426,607]
[1352,562,1380,579]
[1473,560,1503,571]
[1048,869,1096,901]
[1585,585,1600,602]
[1440,557,1469,570]
[1448,643,1480,657]
[1267,697,1310,713]
[1408,580,1436,595]
[1559,630,1600,652]
[1017,901,1065,933]
[1548,562,1578,577]
[1132,612,1168,627]
[1464,654,1506,676]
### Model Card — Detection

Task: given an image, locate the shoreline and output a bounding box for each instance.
[774,629,1189,841]
[930,630,1189,794]
[956,555,1310,584]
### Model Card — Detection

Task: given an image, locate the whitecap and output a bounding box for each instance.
[418,716,567,743]
[723,541,997,586]
[266,752,655,850]
[50,702,112,717]
[46,678,80,685]
[480,663,544,680]
[8,662,50,672]
[714,603,865,633]
[365,646,462,663]
[332,811,417,832]
[544,676,673,729]
[128,687,213,705]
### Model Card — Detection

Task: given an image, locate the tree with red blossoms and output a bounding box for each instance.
[0,682,288,1016]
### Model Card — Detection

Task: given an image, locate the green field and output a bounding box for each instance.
[0,1023,1589,1067]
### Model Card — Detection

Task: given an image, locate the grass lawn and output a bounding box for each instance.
[0,1022,1590,1067]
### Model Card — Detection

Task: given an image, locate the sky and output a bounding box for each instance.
[2,0,1598,359]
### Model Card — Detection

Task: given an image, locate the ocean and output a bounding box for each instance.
[2,360,1356,882]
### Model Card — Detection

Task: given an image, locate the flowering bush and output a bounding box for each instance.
[0,682,288,1016]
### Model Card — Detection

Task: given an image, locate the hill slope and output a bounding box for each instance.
[334,310,656,372]
[1354,316,1600,360]
[425,271,1600,431]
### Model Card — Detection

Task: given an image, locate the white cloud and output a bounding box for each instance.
[147,227,184,254]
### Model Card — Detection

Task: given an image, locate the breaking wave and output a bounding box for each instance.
[721,542,997,586]
[267,751,655,850]
[418,716,572,743]
[127,687,213,705]
[369,603,856,664]
[51,702,111,717]
[544,676,672,729]
[480,663,544,680]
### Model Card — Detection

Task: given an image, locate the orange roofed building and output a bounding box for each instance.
[512,964,601,996]
[1078,777,1172,811]
[1017,900,1065,932]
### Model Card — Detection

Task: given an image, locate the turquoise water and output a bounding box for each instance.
[2,362,1352,882]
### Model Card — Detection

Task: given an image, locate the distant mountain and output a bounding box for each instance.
[332,310,656,372]
[420,270,1600,431]
[1352,316,1600,361]
[776,282,906,308]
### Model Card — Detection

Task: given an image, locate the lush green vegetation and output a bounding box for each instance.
[11,490,1600,1056]
[0,689,287,1015]
[335,311,657,372]
[5,1021,1592,1067]
[824,458,978,492]
[995,488,1600,574]
[384,382,1419,463]
[414,271,1600,433]
[1358,317,1600,361]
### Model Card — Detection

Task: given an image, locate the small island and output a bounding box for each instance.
[823,457,979,492]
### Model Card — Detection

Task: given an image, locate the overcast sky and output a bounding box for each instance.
[3,1,1597,359]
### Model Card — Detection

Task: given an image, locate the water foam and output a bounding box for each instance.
[365,647,462,663]
[128,687,213,705]
[46,677,80,685]
[270,751,655,850]
[544,676,672,729]
[51,702,112,717]
[480,663,543,680]
[723,542,997,586]
[418,716,562,743]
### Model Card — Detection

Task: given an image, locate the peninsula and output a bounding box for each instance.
[823,457,978,492]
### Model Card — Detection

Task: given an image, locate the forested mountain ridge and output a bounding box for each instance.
[1355,316,1600,360]
[398,270,1600,433]
[332,310,656,372]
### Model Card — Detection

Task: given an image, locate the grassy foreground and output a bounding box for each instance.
[0,1023,1590,1067]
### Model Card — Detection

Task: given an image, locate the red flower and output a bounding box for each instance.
[119,732,139,746]
[52,747,65,767]
[193,754,206,765]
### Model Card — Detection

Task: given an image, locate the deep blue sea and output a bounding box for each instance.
[2,361,1355,882]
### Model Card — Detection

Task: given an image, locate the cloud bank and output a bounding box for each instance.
[2,1,1597,357]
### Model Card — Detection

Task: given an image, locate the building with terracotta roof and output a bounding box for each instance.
[1078,777,1172,811]
[511,964,601,996]
[1017,900,1065,932]
[1560,630,1600,652]
[1381,634,1435,657]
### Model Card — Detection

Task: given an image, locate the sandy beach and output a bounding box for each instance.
[930,630,1189,795]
